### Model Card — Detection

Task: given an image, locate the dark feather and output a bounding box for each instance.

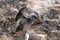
[15,7,27,21]
[15,24,24,32]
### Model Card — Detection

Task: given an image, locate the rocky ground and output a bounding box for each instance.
[0,0,60,40]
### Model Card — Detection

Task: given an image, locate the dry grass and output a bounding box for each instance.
[0,34,13,40]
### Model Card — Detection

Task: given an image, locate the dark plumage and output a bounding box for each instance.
[15,7,27,21]
[15,24,24,32]
[15,7,39,32]
[27,13,37,23]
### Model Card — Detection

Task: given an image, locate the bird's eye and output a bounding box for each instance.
[32,15,36,18]
[27,18,33,23]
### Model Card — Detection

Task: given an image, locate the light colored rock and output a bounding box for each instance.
[0,35,13,40]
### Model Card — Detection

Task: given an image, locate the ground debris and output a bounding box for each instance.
[0,0,60,40]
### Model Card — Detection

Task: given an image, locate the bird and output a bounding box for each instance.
[14,0,52,40]
[14,6,40,34]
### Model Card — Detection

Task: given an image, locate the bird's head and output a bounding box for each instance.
[27,12,38,23]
